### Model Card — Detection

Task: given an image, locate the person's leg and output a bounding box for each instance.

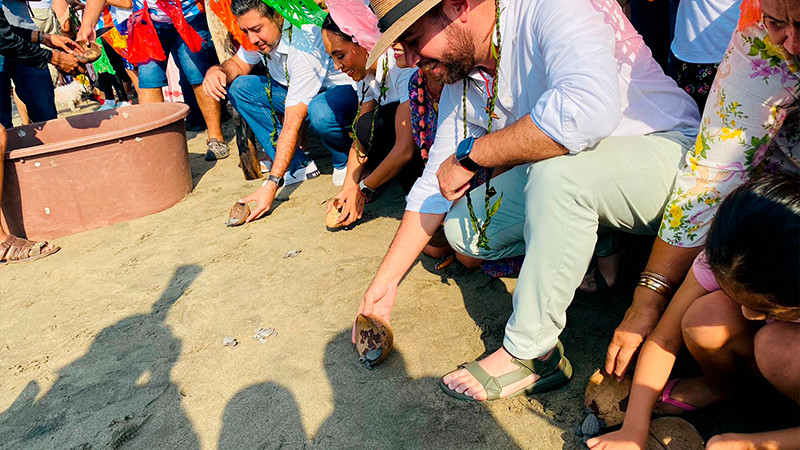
[227,75,308,172]
[137,23,174,103]
[442,132,692,400]
[0,59,13,129]
[11,59,58,123]
[656,290,760,413]
[12,89,29,125]
[754,322,800,403]
[172,15,224,144]
[307,85,358,170]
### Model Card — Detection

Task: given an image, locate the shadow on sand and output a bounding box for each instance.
[0,265,202,450]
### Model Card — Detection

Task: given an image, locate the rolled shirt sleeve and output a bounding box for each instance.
[658,24,800,247]
[528,0,622,153]
[235,46,262,66]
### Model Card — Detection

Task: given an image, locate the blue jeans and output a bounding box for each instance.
[137,14,215,88]
[228,75,357,171]
[307,84,357,169]
[0,55,57,128]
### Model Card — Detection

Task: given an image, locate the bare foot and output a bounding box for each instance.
[580,253,622,293]
[441,346,555,401]
[654,376,733,415]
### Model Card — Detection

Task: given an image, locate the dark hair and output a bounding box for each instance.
[322,13,354,43]
[706,173,800,308]
[231,0,277,19]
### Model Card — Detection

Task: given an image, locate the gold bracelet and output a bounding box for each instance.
[642,270,673,286]
[637,274,676,298]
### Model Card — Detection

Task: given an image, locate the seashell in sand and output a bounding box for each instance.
[326,202,343,229]
[646,417,704,449]
[354,314,393,368]
[76,40,102,63]
[584,369,632,428]
[226,202,250,227]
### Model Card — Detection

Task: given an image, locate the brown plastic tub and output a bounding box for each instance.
[1,103,192,241]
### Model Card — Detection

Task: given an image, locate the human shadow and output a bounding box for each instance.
[0,265,202,450]
[219,330,522,449]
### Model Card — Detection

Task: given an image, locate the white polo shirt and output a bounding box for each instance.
[357,48,415,105]
[236,24,354,107]
[405,0,701,214]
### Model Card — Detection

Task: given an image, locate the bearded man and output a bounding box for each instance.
[355,0,701,401]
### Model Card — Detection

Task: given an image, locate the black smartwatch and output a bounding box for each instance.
[358,179,375,197]
[456,137,482,172]
[262,174,284,188]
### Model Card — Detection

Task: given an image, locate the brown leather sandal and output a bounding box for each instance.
[0,235,61,264]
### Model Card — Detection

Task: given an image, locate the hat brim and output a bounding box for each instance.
[366,0,443,68]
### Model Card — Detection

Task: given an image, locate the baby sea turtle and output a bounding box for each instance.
[354,314,393,369]
[226,202,250,227]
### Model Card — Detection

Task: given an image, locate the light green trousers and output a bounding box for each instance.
[443,131,693,359]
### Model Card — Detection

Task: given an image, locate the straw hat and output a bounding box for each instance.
[367,0,444,67]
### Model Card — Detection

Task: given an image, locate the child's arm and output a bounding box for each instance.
[588,270,709,449]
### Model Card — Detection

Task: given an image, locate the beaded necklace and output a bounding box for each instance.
[264,24,293,150]
[351,53,390,159]
[410,69,441,161]
[463,0,503,251]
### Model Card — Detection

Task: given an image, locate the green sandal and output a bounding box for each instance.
[439,340,573,402]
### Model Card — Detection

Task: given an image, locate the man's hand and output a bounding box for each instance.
[75,26,96,43]
[240,182,278,223]
[43,34,82,54]
[352,276,398,343]
[50,51,84,75]
[202,66,228,101]
[437,154,474,201]
[605,295,664,380]
[331,185,365,226]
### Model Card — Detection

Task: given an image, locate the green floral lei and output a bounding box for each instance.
[351,55,390,160]
[462,0,504,251]
[264,25,293,150]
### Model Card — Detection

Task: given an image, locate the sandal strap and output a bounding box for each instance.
[1,235,49,261]
[661,378,698,411]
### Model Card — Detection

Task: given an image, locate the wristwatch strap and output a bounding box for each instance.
[358,179,374,197]
[262,174,284,187]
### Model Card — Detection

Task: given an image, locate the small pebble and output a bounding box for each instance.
[223,337,237,347]
[284,249,302,258]
[581,413,601,437]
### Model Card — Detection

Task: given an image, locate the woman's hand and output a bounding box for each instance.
[332,185,365,226]
[586,428,647,450]
[605,291,665,380]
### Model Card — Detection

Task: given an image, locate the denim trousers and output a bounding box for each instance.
[227,74,356,171]
[0,55,57,128]
[444,131,693,359]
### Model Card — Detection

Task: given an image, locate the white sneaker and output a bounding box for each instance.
[283,160,320,186]
[98,100,116,111]
[332,166,347,186]
[117,101,132,108]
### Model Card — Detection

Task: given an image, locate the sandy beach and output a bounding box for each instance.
[0,106,795,449]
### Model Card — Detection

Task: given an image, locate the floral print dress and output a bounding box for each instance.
[659,21,800,247]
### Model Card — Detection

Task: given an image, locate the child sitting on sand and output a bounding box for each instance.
[588,173,800,449]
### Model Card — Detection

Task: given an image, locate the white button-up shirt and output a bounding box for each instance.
[236,24,354,107]
[405,0,702,214]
